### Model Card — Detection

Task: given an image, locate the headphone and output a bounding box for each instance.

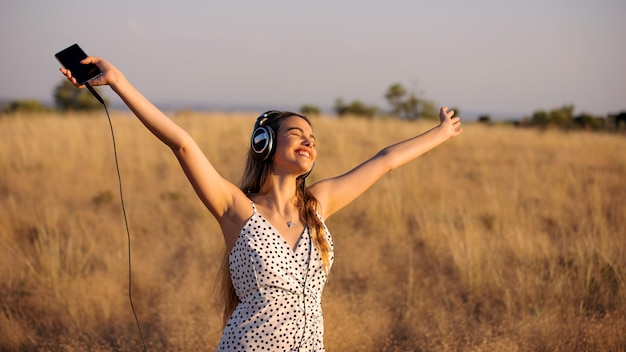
[251,110,280,161]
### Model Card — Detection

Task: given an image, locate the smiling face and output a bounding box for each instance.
[272,115,317,177]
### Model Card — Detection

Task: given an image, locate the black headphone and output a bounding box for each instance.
[251,110,280,161]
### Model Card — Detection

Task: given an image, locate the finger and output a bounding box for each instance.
[60,67,73,81]
[440,106,450,121]
[59,68,82,87]
[442,107,456,119]
[80,56,98,64]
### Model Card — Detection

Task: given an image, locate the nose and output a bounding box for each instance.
[302,136,314,147]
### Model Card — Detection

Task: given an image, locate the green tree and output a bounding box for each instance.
[385,83,407,115]
[574,113,605,130]
[529,105,576,129]
[549,105,574,127]
[478,114,492,124]
[420,99,439,120]
[401,94,420,120]
[384,82,438,120]
[1,99,50,114]
[333,98,378,118]
[53,79,107,111]
[300,104,321,116]
[530,110,550,128]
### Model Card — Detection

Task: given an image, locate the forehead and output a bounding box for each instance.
[279,116,313,133]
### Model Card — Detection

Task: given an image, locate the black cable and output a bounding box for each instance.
[297,231,312,351]
[297,180,312,351]
[93,88,147,351]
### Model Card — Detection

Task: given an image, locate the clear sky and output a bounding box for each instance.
[1,0,624,119]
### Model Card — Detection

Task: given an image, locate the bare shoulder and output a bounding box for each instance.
[307,180,332,219]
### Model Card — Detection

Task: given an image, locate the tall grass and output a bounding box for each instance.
[1,112,624,351]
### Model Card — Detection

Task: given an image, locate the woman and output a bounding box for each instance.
[61,57,462,351]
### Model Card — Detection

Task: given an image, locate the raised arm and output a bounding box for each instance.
[310,107,462,219]
[60,57,247,227]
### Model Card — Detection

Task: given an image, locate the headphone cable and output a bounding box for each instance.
[94,89,147,351]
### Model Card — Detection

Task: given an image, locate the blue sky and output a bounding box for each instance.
[1,0,624,119]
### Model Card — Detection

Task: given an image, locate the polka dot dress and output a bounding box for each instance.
[217,201,334,351]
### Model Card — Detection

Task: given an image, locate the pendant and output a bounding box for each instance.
[287,220,295,228]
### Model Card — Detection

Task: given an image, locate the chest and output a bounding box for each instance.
[258,212,305,251]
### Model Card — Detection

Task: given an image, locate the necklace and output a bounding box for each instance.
[266,200,297,229]
[283,206,296,228]
[278,204,296,229]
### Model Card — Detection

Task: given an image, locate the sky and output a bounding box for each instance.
[1,0,624,119]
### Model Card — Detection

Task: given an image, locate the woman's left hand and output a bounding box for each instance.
[439,106,463,138]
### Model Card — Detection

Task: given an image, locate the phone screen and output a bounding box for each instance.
[55,44,102,85]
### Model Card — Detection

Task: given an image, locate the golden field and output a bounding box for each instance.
[0,111,625,351]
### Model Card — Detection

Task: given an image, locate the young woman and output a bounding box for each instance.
[61,57,462,351]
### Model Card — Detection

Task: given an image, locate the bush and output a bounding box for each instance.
[1,99,50,114]
[300,104,321,116]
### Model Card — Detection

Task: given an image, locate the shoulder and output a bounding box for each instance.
[307,181,331,219]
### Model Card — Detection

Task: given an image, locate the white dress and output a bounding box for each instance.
[217,202,334,351]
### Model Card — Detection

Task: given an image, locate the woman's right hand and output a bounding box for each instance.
[59,56,122,89]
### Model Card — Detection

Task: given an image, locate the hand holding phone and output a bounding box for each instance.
[55,44,104,104]
[55,44,103,85]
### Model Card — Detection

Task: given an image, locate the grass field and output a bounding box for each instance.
[1,111,625,351]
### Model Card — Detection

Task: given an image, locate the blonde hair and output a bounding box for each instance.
[219,111,331,325]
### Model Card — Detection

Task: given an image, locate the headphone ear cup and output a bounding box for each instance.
[251,125,275,160]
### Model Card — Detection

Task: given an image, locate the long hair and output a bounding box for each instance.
[219,111,332,325]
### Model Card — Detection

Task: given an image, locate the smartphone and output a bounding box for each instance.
[55,44,102,85]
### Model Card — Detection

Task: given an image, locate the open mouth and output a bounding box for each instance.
[296,149,310,158]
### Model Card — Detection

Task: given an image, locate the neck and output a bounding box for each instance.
[259,173,297,201]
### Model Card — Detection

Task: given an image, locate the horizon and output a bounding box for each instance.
[0,95,568,122]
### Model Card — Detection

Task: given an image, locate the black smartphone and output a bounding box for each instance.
[55,44,102,85]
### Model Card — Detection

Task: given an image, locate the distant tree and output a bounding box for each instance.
[530,110,550,128]
[384,82,438,120]
[529,105,576,129]
[333,98,348,116]
[420,99,439,120]
[1,99,50,114]
[573,113,604,130]
[333,97,378,118]
[609,112,626,130]
[300,104,321,116]
[549,104,574,128]
[385,83,407,116]
[53,79,107,111]
[402,94,420,120]
[478,114,492,124]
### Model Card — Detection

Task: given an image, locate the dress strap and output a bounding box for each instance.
[250,200,257,213]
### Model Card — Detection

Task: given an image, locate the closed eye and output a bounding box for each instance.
[287,127,316,146]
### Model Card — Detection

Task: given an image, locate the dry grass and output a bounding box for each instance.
[1,111,625,351]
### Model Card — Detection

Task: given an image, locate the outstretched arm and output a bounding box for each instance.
[310,107,462,219]
[60,57,247,226]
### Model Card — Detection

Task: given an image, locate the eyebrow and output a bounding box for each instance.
[287,127,316,141]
